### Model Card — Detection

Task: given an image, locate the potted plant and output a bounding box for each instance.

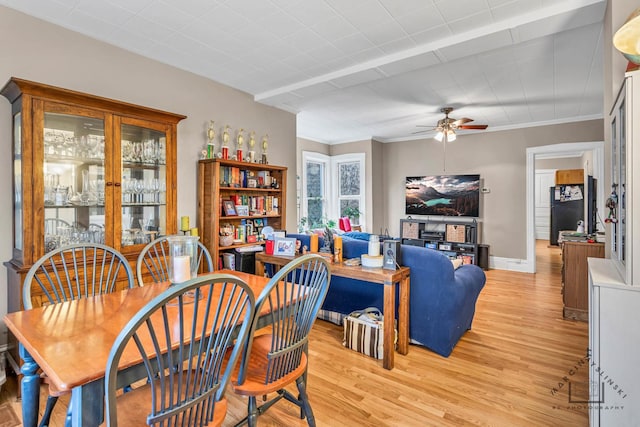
[342,206,361,224]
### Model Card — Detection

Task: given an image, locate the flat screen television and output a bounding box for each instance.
[405,175,480,217]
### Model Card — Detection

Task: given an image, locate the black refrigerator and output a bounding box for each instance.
[549,184,584,245]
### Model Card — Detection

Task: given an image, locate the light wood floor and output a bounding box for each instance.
[1,240,589,426]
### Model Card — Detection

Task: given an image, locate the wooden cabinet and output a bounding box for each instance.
[555,169,584,185]
[2,77,185,310]
[399,218,479,265]
[197,158,287,269]
[561,241,603,321]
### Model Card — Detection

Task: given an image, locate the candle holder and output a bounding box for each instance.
[166,235,199,284]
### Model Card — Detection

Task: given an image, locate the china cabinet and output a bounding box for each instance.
[588,69,640,425]
[197,158,287,269]
[2,77,185,310]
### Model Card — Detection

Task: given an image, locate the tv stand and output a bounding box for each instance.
[400,217,479,265]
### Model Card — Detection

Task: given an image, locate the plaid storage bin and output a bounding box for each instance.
[343,307,396,359]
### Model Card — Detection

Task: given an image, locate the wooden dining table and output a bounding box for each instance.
[3,270,270,427]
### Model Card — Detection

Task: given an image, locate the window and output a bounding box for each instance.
[333,153,365,226]
[301,151,365,229]
[301,152,329,229]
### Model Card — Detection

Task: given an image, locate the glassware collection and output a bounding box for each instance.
[43,120,167,251]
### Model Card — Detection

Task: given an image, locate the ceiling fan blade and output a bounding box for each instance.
[411,129,431,134]
[452,117,473,126]
[458,124,488,130]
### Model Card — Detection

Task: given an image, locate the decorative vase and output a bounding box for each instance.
[166,235,199,284]
[220,234,233,247]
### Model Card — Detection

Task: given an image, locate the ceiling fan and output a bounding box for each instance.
[415,107,488,142]
[415,107,488,171]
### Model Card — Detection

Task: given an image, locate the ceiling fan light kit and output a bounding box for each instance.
[435,129,456,142]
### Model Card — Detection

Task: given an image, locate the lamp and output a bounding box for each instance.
[614,8,640,64]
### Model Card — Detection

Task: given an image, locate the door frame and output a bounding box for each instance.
[526,141,605,273]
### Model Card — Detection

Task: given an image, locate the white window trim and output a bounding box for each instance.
[331,153,365,227]
[301,151,330,226]
[301,151,366,229]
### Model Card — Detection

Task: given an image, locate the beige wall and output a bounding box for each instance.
[383,120,604,259]
[0,7,297,341]
[371,139,385,234]
[535,157,584,171]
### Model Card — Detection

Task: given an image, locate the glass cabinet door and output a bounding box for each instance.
[120,121,167,248]
[43,112,106,252]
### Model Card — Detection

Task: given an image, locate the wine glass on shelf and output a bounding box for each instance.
[151,178,160,203]
[134,178,145,204]
[96,179,105,205]
[121,140,132,162]
[132,142,143,163]
[121,177,131,204]
[44,130,55,155]
[157,139,166,164]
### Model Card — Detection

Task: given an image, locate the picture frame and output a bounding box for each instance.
[274,237,296,256]
[222,200,237,216]
[235,205,249,216]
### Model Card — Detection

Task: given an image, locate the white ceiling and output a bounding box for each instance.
[0,0,607,143]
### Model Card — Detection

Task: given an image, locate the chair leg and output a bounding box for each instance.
[247,396,258,427]
[296,377,315,427]
[64,398,72,427]
[38,395,58,427]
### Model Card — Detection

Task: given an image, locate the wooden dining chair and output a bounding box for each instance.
[231,254,331,427]
[22,242,135,427]
[104,273,256,427]
[136,235,214,287]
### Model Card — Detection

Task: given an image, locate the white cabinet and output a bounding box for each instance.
[588,69,640,426]
[588,259,640,426]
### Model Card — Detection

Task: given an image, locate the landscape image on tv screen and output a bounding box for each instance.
[405,175,480,217]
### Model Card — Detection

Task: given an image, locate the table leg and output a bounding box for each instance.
[71,379,104,427]
[18,344,39,427]
[255,259,265,277]
[382,283,395,370]
[397,274,410,355]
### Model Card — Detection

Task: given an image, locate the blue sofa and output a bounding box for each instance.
[286,233,486,357]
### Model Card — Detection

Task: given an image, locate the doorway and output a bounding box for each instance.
[526,141,605,273]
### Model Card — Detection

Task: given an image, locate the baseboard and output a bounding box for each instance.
[489,256,534,273]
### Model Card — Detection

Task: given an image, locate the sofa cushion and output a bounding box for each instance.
[342,231,371,241]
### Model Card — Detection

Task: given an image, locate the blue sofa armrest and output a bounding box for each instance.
[402,245,485,356]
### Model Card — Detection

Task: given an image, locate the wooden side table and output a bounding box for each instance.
[255,252,410,369]
[561,241,604,321]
